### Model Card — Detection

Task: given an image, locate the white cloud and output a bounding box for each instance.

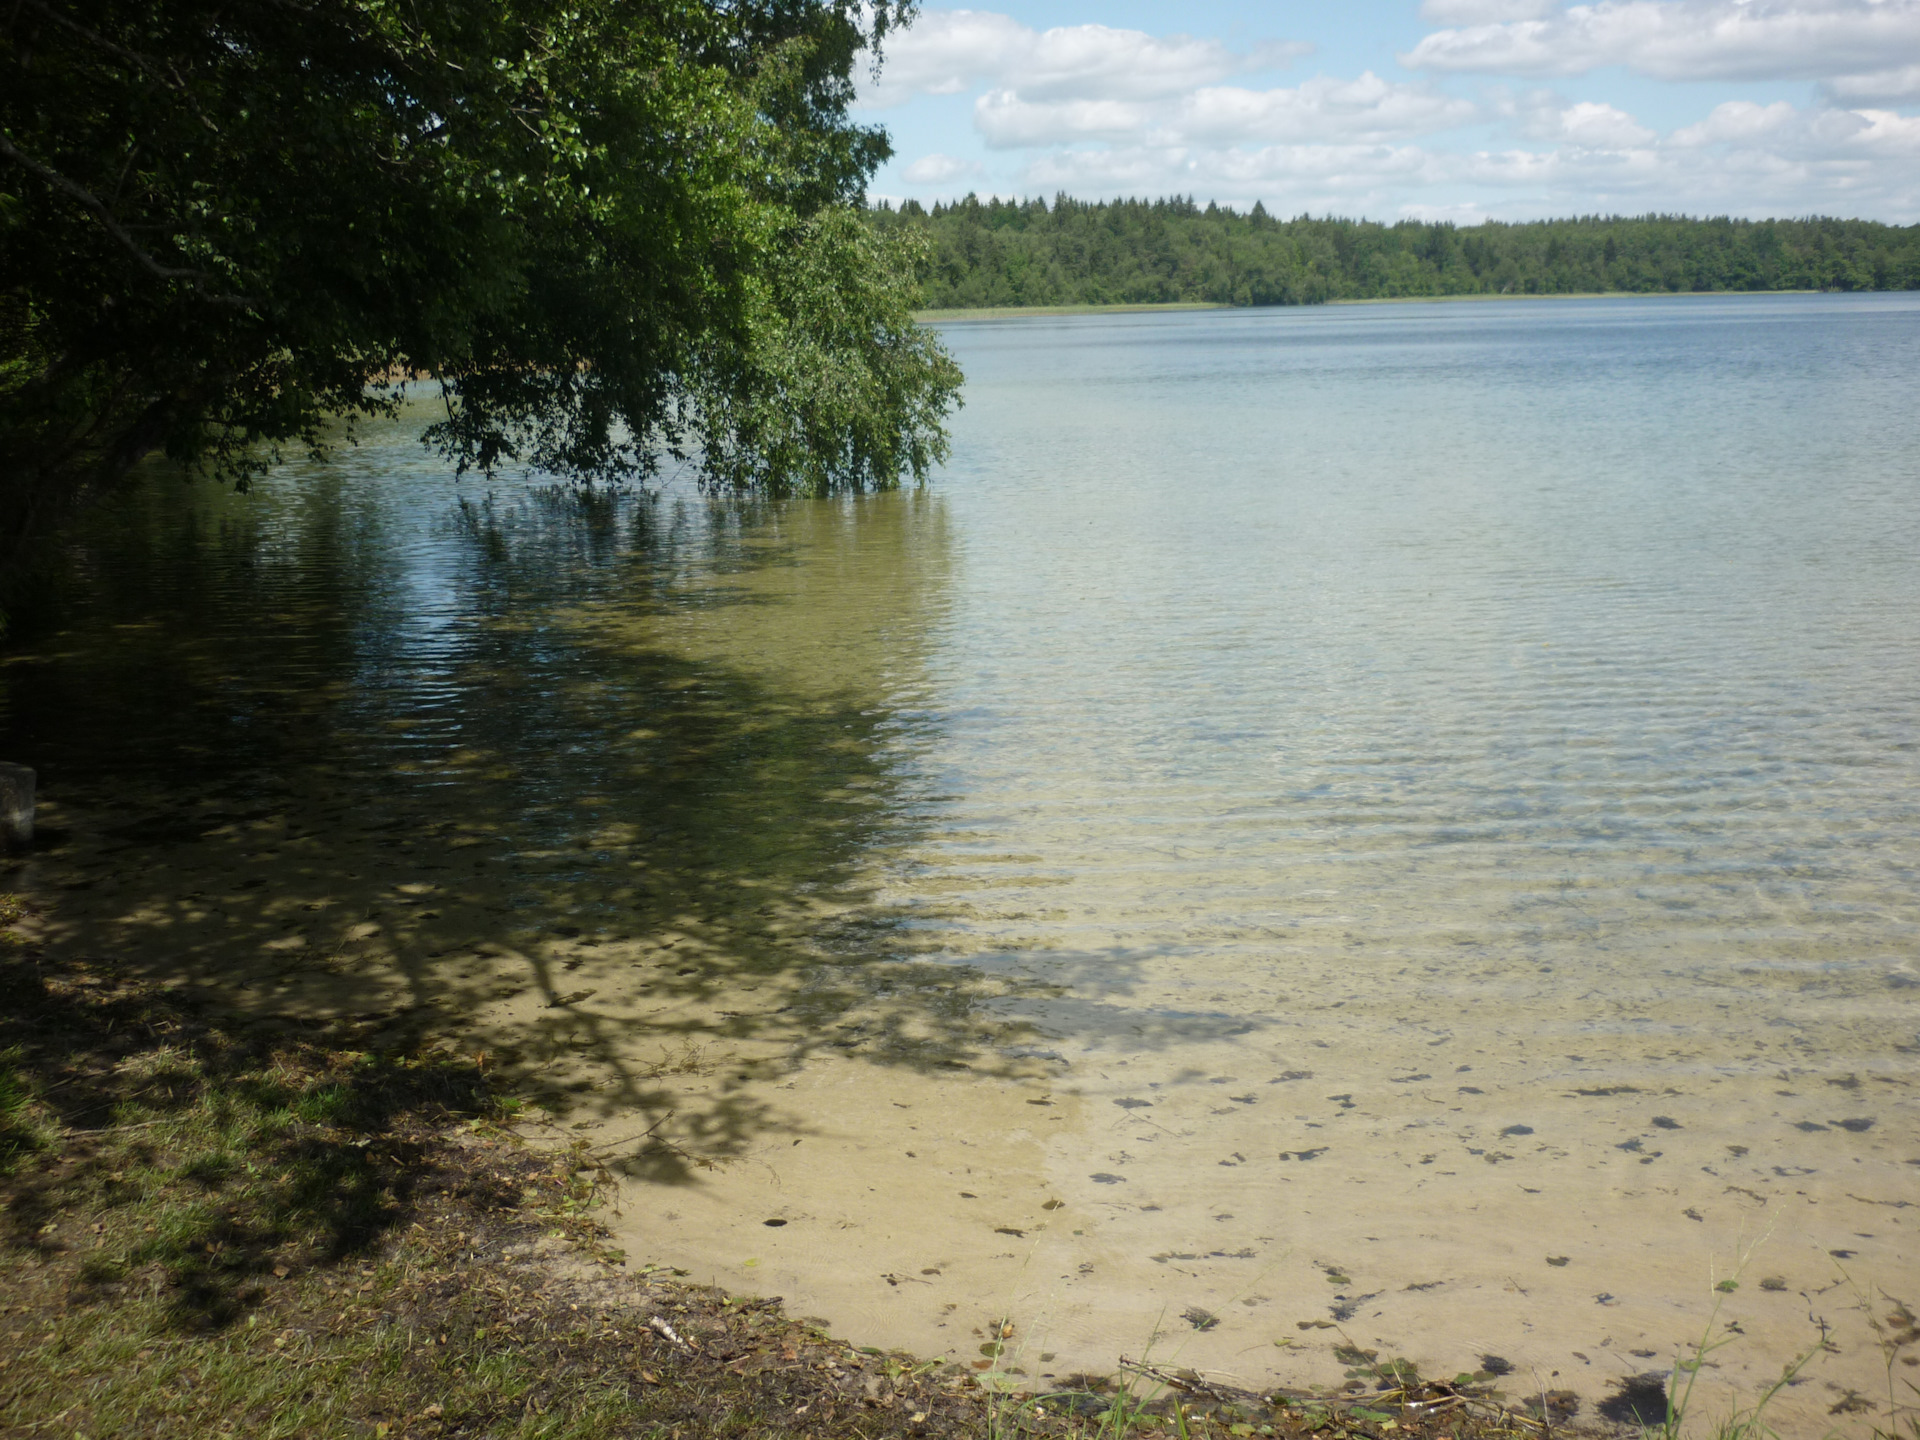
[859,9,1307,108]
[1557,99,1659,146]
[1669,97,1803,143]
[1017,142,1474,218]
[1671,98,1920,154]
[1403,0,1920,84]
[974,72,1479,149]
[1505,92,1660,145]
[863,9,1032,103]
[868,5,1920,221]
[1823,62,1920,100]
[974,92,1153,147]
[1420,0,1559,22]
[1176,74,1481,145]
[998,97,1920,220]
[1399,200,1499,221]
[901,153,985,183]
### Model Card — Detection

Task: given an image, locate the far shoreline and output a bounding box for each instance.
[916,288,1836,322]
[914,301,1226,321]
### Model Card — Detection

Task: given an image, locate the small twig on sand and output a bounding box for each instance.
[1117,1356,1238,1404]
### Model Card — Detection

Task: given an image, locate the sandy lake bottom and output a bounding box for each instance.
[12,797,1917,1437]
[7,293,1920,1434]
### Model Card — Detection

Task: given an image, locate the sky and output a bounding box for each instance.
[854,0,1920,221]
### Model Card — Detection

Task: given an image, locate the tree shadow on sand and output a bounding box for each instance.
[1,469,1250,1191]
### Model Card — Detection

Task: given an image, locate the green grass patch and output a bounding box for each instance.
[11,942,1904,1439]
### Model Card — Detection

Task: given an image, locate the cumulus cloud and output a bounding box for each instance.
[1420,0,1559,22]
[1671,98,1920,154]
[1669,97,1803,143]
[1178,74,1481,145]
[973,92,1151,147]
[1399,201,1499,221]
[1000,96,1920,220]
[901,153,985,183]
[974,72,1478,149]
[1503,90,1660,145]
[860,10,1308,108]
[1823,62,1920,101]
[1554,99,1659,146]
[1403,0,1920,84]
[1015,142,1445,215]
[867,5,1920,221]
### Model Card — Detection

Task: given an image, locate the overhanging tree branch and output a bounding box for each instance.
[0,129,251,305]
[1,0,958,590]
[15,0,224,134]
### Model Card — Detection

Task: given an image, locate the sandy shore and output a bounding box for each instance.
[9,782,1913,1437]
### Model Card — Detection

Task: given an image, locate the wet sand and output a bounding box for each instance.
[581,980,1918,1436]
[11,790,1914,1437]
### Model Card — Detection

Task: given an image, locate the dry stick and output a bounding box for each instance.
[1116,1357,1237,1405]
[56,1117,172,1137]
[576,1110,673,1157]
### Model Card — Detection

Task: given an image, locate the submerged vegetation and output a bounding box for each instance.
[872,195,1920,310]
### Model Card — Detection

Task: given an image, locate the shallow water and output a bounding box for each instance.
[6,292,1919,1430]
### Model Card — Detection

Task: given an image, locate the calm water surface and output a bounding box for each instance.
[917,294,1920,1034]
[7,292,1919,1420]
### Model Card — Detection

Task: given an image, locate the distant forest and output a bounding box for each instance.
[870,196,1920,308]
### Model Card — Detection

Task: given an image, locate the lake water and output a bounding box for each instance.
[5,292,1918,1430]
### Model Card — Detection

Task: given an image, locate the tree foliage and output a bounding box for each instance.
[876,194,1920,309]
[0,0,962,579]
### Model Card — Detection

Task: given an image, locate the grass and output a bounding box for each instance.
[7,912,1911,1439]
[1615,1246,1919,1440]
[0,935,1572,1440]
[0,953,966,1439]
[1862,1293,1920,1439]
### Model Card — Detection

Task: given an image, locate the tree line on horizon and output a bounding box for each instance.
[869,194,1920,308]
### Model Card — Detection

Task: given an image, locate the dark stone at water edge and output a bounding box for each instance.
[1599,1372,1670,1426]
[0,764,33,851]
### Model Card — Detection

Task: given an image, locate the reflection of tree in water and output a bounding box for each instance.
[2,460,1070,1183]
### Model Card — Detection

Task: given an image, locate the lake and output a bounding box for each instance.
[5,292,1918,1430]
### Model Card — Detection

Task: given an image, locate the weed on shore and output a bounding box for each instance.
[21,919,1873,1439]
[0,944,1591,1439]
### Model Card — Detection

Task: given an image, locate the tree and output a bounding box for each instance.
[874,197,1920,311]
[0,0,962,584]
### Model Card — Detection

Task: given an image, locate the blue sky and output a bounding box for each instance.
[855,0,1920,220]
